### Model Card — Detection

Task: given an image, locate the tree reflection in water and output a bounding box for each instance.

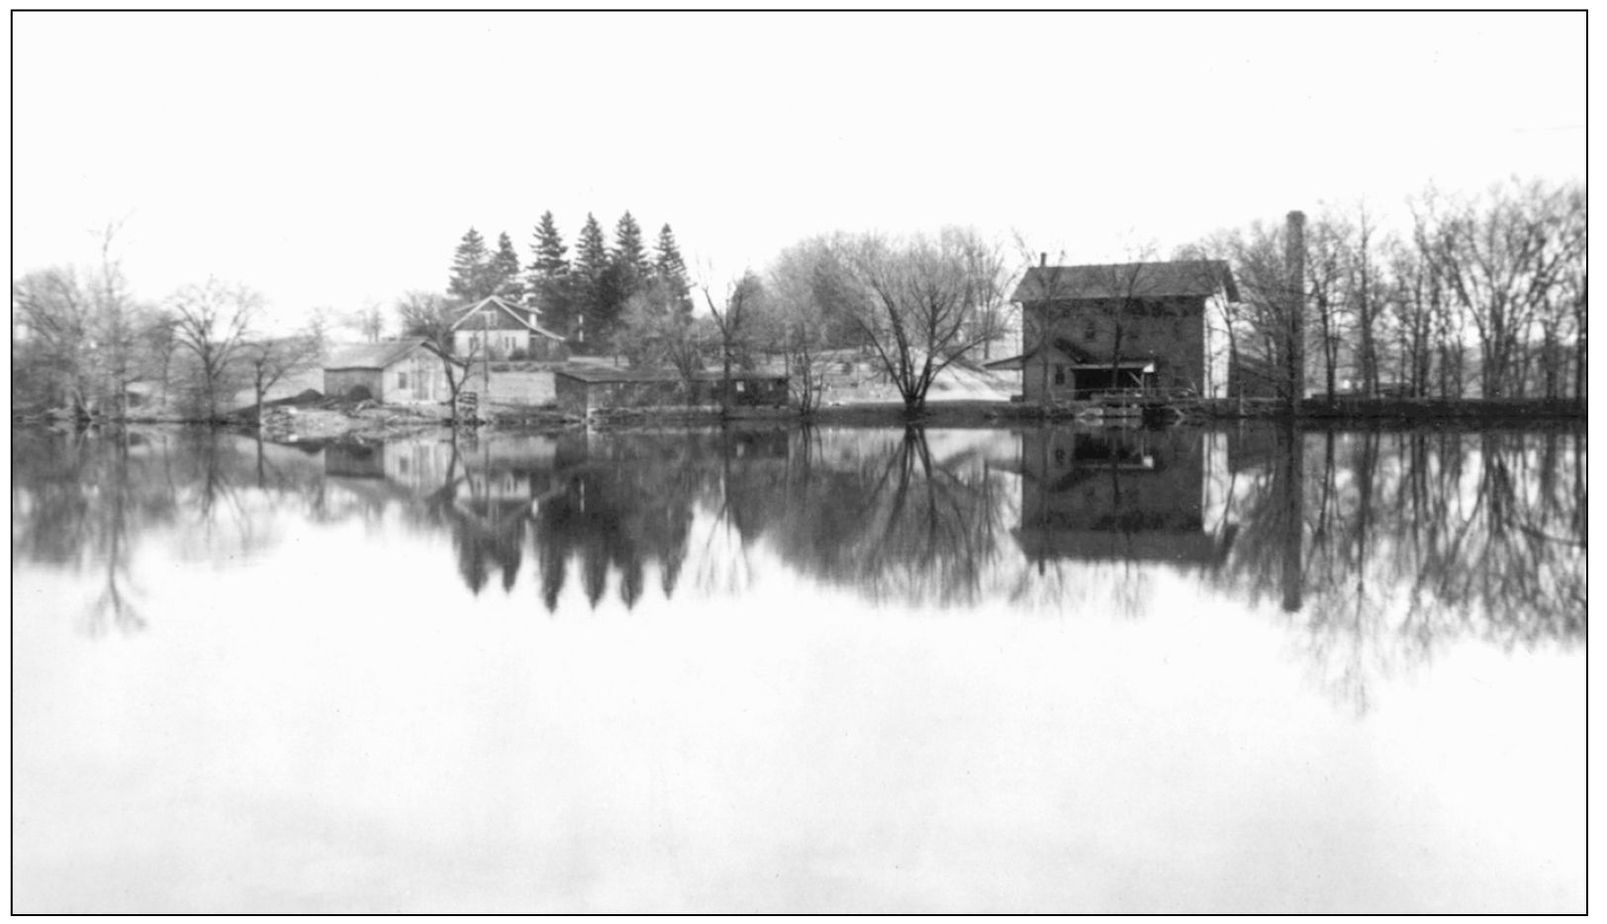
[1215,424,1586,712]
[11,422,1585,706]
[11,426,326,634]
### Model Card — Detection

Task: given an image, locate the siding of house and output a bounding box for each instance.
[386,353,453,405]
[1021,295,1208,403]
[453,329,570,362]
[324,352,454,405]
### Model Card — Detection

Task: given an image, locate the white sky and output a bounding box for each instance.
[11,12,1585,331]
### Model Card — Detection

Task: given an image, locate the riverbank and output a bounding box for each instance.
[13,395,1585,441]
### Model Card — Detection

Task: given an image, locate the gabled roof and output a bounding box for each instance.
[450,295,567,341]
[1013,260,1239,303]
[324,338,437,371]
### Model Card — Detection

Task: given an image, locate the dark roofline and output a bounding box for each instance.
[1013,260,1240,304]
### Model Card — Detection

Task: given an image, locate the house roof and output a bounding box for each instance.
[324,338,436,371]
[450,295,567,341]
[1012,260,1239,303]
[554,366,787,385]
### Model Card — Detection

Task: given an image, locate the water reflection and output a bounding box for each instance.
[11,421,1586,687]
[12,421,1585,912]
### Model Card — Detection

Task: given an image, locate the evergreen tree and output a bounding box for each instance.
[489,231,523,300]
[528,211,569,280]
[611,212,650,286]
[447,227,492,302]
[527,211,572,333]
[572,213,611,345]
[654,223,693,316]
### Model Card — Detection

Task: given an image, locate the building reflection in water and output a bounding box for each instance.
[1014,426,1239,571]
[14,422,1586,709]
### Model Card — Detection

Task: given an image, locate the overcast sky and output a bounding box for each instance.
[12,12,1584,331]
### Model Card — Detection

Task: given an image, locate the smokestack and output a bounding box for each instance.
[1285,210,1306,409]
[1040,252,1047,268]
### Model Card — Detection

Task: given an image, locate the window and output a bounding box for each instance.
[1083,321,1097,340]
[397,371,408,389]
[1054,365,1066,386]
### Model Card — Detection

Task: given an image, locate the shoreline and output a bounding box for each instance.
[13,396,1587,443]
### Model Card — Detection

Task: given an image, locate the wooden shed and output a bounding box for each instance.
[323,339,462,404]
[553,367,790,417]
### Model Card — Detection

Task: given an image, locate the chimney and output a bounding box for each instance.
[1285,210,1306,409]
[1040,252,1047,268]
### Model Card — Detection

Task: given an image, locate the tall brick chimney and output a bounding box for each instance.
[1285,210,1306,409]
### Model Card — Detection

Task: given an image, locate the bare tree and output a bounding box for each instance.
[1413,179,1581,399]
[1384,238,1438,398]
[1347,203,1384,397]
[702,270,766,417]
[834,227,1003,414]
[169,278,260,422]
[239,331,321,421]
[141,308,180,408]
[765,238,865,413]
[88,220,147,418]
[12,266,94,414]
[1306,212,1349,399]
[396,290,478,423]
[1086,255,1159,397]
[343,302,385,343]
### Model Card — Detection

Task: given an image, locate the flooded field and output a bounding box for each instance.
[10,422,1586,913]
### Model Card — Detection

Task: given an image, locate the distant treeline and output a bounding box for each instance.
[11,176,1584,422]
[1182,177,1585,402]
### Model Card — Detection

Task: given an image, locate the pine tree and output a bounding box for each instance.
[611,211,650,296]
[447,227,491,302]
[654,223,693,316]
[572,213,611,344]
[489,231,524,300]
[528,211,569,281]
[527,211,572,334]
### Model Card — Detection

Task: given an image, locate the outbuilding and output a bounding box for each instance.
[323,338,463,404]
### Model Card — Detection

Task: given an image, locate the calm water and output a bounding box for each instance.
[11,422,1586,913]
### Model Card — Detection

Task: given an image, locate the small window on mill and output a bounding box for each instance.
[1054,365,1066,385]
